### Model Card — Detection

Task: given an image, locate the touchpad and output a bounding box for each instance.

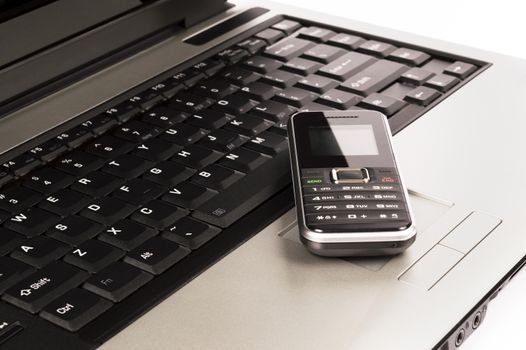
[280,190,453,271]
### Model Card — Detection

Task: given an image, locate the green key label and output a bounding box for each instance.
[306,179,323,184]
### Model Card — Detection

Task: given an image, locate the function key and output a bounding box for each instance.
[169,68,206,87]
[2,153,41,177]
[424,73,460,92]
[104,102,140,123]
[297,26,336,42]
[39,288,112,332]
[400,67,435,85]
[0,170,14,188]
[163,217,221,250]
[157,78,184,100]
[255,28,285,44]
[302,44,345,64]
[443,61,477,79]
[358,40,397,57]
[124,237,190,275]
[404,86,441,106]
[192,58,225,76]
[57,125,94,148]
[216,47,250,65]
[236,37,267,55]
[358,93,406,116]
[282,57,322,76]
[29,138,68,162]
[326,33,365,50]
[388,47,430,66]
[271,19,302,35]
[127,90,164,111]
[81,114,118,136]
[263,37,315,62]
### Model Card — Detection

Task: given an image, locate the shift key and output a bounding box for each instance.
[2,261,88,314]
[340,59,408,96]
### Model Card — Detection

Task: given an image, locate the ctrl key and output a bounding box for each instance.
[40,288,112,332]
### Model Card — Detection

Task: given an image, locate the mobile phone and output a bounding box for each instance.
[287,110,416,257]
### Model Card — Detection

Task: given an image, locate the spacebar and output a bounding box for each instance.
[192,149,291,228]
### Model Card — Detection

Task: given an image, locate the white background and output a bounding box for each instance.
[241,0,526,348]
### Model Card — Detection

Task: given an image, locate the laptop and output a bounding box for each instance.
[1,0,525,349]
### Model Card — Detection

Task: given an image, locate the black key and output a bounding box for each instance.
[443,61,477,79]
[141,106,187,128]
[220,66,260,85]
[168,92,214,114]
[185,109,231,130]
[124,237,190,275]
[297,26,335,42]
[0,209,9,223]
[296,74,339,94]
[193,79,238,99]
[388,47,430,66]
[236,37,267,54]
[2,153,41,177]
[381,82,415,101]
[168,68,206,88]
[132,138,182,162]
[340,59,408,96]
[326,33,365,50]
[424,73,460,92]
[299,102,337,112]
[404,86,441,106]
[29,138,68,162]
[259,69,301,88]
[162,182,217,210]
[84,136,135,160]
[224,114,273,136]
[54,151,105,176]
[271,19,301,35]
[317,88,361,109]
[112,179,164,206]
[40,288,112,332]
[171,145,223,169]
[142,161,195,186]
[47,216,103,246]
[244,131,288,155]
[216,47,250,65]
[219,148,271,173]
[2,261,88,313]
[282,57,322,76]
[80,197,136,226]
[190,164,244,191]
[157,78,185,100]
[213,93,259,115]
[0,170,14,188]
[0,187,42,213]
[0,256,33,293]
[4,208,60,237]
[192,149,289,228]
[39,189,91,216]
[99,219,157,251]
[255,28,284,44]
[358,93,407,116]
[198,129,248,152]
[81,114,119,135]
[159,123,207,146]
[249,100,297,122]
[193,58,225,76]
[0,228,24,256]
[273,87,317,107]
[400,67,435,85]
[239,81,279,101]
[318,52,377,81]
[163,217,221,250]
[302,44,345,64]
[71,171,123,197]
[264,37,314,61]
[127,89,165,111]
[358,40,397,57]
[83,262,152,302]
[104,102,141,123]
[243,55,282,74]
[114,121,162,143]
[131,200,188,230]
[10,236,69,268]
[56,126,94,148]
[64,240,125,273]
[102,154,152,179]
[22,168,74,194]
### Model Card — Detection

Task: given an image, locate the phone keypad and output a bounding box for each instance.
[301,167,410,227]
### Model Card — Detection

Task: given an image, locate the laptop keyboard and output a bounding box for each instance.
[0,16,484,345]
